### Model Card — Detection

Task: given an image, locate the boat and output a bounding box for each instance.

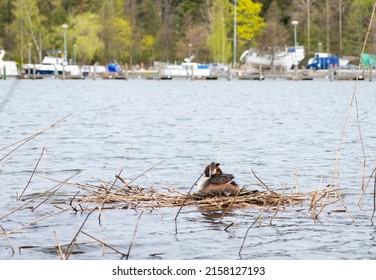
[240,46,305,69]
[22,50,80,76]
[0,48,19,76]
[159,55,213,78]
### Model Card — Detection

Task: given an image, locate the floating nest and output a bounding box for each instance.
[61,180,309,212]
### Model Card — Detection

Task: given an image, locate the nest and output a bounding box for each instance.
[61,181,309,211]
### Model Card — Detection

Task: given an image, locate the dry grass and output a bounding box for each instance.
[50,178,309,212]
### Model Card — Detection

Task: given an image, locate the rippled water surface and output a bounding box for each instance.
[0,78,375,260]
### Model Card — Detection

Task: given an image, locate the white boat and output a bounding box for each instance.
[240,46,305,69]
[162,63,211,78]
[0,49,19,76]
[22,50,80,76]
[81,64,107,77]
[160,57,212,78]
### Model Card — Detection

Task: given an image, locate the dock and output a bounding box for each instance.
[3,66,375,82]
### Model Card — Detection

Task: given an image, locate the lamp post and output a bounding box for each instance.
[62,23,68,65]
[73,44,76,65]
[188,43,192,60]
[291,20,299,80]
[28,42,31,77]
[28,42,31,65]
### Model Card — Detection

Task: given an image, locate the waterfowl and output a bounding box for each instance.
[197,162,240,196]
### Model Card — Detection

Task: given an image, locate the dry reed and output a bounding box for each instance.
[43,178,309,213]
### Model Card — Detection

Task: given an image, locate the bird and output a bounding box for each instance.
[196,162,240,196]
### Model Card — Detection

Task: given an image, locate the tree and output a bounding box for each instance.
[176,24,210,62]
[236,0,265,50]
[156,0,178,62]
[258,0,289,50]
[344,0,376,55]
[11,0,46,63]
[100,1,132,63]
[0,0,14,54]
[207,0,232,63]
[140,34,156,67]
[69,12,104,64]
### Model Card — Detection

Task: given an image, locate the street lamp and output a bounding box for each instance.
[188,43,192,60]
[291,20,299,80]
[28,42,31,65]
[28,42,32,77]
[73,44,76,65]
[62,23,68,65]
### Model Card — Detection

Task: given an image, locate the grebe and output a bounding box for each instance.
[197,162,240,196]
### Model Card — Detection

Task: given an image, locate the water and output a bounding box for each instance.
[0,78,375,260]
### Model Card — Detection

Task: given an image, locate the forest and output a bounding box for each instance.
[0,0,375,67]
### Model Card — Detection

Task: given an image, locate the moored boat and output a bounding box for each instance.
[240,46,305,70]
[0,48,19,76]
[22,50,80,76]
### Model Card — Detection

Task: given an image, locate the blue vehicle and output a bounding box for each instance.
[107,63,122,73]
[306,53,340,70]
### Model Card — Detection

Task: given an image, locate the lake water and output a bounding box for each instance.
[0,77,375,260]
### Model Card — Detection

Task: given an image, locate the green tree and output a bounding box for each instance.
[100,1,132,64]
[344,0,375,55]
[11,0,47,63]
[140,34,155,67]
[69,12,104,64]
[236,0,265,50]
[0,0,13,53]
[207,0,232,63]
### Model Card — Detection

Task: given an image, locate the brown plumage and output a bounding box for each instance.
[197,162,240,196]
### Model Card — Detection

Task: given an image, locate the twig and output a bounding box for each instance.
[220,185,246,224]
[112,161,164,197]
[0,176,75,222]
[0,224,15,255]
[174,170,205,234]
[0,115,70,162]
[98,169,123,225]
[116,174,127,184]
[0,207,69,238]
[81,230,128,258]
[53,231,66,260]
[126,210,144,260]
[31,171,80,212]
[371,170,376,225]
[333,188,355,223]
[269,202,282,225]
[251,169,289,203]
[70,191,81,212]
[114,137,139,175]
[329,1,376,188]
[65,208,96,260]
[224,222,234,232]
[18,147,46,201]
[239,211,263,259]
[359,167,376,206]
